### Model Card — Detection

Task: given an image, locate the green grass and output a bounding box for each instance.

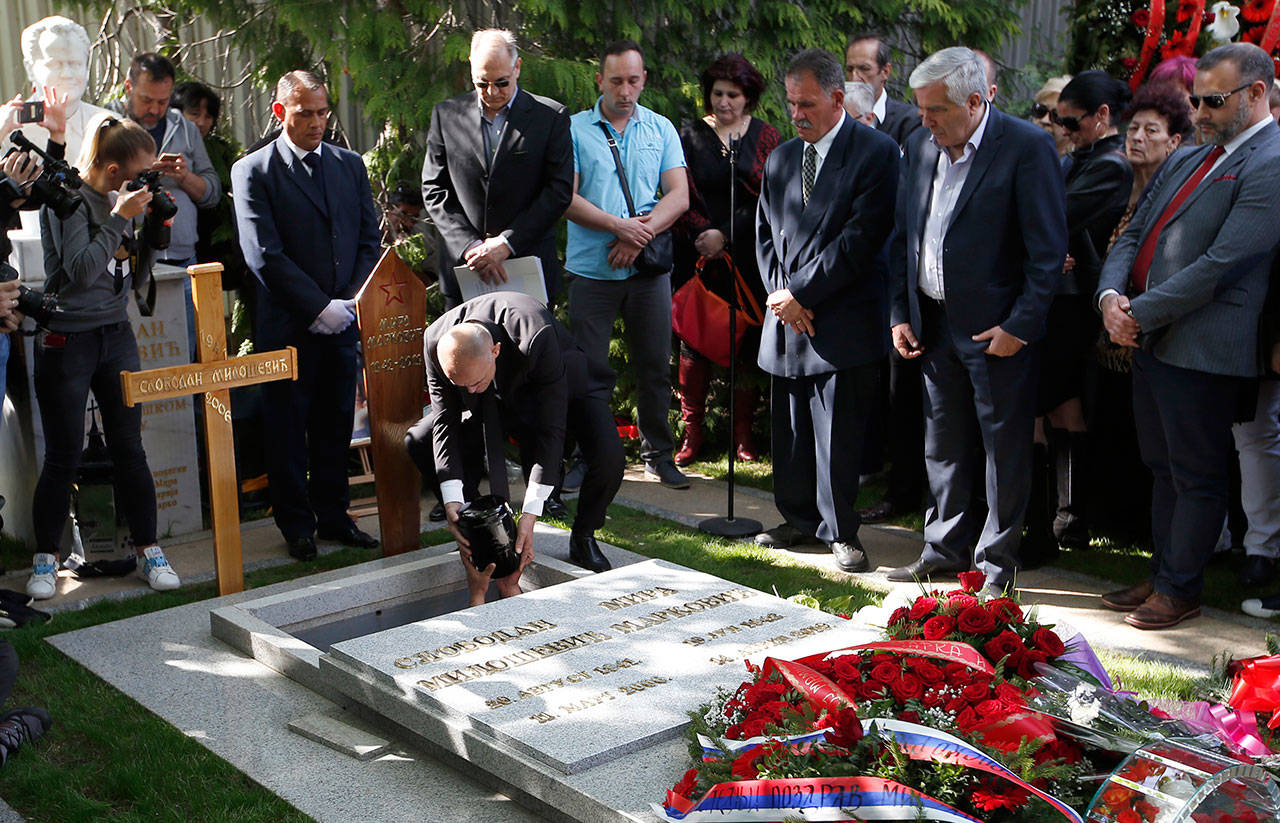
[1,529,448,823]
[1094,649,1218,703]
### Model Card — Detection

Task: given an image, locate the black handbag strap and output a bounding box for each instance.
[598,122,640,218]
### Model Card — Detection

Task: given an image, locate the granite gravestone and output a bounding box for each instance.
[320,558,874,775]
[354,249,427,555]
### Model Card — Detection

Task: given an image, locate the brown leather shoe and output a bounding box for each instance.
[1100,580,1154,612]
[1124,592,1201,630]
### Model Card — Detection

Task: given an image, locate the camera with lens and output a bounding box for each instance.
[0,263,59,327]
[128,169,177,250]
[6,131,83,220]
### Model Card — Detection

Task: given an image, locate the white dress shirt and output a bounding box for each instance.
[872,89,888,128]
[918,102,991,301]
[280,130,323,173]
[804,110,847,183]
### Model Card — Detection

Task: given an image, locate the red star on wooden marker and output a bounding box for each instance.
[380,273,408,306]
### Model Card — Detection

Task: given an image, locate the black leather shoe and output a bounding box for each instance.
[830,541,870,573]
[543,496,570,521]
[886,556,968,583]
[859,500,896,524]
[287,537,318,561]
[755,523,818,549]
[645,460,690,489]
[1239,555,1277,588]
[317,526,380,549]
[569,533,611,573]
[428,502,446,523]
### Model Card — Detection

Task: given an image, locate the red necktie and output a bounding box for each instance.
[1130,145,1225,293]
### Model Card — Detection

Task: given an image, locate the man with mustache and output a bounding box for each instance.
[753,48,899,572]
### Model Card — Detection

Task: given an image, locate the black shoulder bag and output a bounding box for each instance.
[597,122,673,277]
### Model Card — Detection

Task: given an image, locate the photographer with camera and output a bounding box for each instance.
[27,113,180,600]
[2,85,71,409]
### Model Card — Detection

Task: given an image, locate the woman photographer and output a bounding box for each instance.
[28,113,180,600]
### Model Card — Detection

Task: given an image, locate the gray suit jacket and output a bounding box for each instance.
[1096,120,1280,377]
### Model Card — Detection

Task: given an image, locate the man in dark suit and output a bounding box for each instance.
[844,32,922,150]
[887,47,1067,595]
[404,293,623,576]
[231,70,381,559]
[753,48,899,572]
[421,29,573,308]
[1097,43,1280,629]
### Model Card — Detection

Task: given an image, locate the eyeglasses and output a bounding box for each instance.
[1031,102,1050,119]
[1049,108,1092,132]
[1189,83,1251,109]
[474,78,511,90]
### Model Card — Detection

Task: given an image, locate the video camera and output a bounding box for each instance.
[0,263,58,327]
[128,169,177,250]
[5,131,83,219]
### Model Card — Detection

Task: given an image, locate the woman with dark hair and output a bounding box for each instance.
[1114,83,1193,244]
[171,81,220,139]
[672,53,781,465]
[1023,70,1133,566]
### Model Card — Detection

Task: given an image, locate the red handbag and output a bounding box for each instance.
[671,253,764,368]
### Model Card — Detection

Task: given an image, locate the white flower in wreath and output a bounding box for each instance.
[1209,2,1242,44]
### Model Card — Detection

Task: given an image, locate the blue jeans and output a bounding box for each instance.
[0,331,9,412]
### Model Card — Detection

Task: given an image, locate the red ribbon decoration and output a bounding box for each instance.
[797,639,996,676]
[1228,654,1280,729]
[1133,0,1168,91]
[1260,0,1280,56]
[761,657,857,711]
[1181,0,1207,54]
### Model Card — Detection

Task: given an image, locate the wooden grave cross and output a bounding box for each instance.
[120,262,297,596]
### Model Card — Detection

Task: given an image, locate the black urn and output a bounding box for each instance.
[457,495,520,578]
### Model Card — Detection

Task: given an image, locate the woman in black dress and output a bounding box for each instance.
[672,54,781,466]
[1023,71,1133,565]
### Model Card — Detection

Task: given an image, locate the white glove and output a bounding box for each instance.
[309,299,356,335]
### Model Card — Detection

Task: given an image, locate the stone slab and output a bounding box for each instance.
[287,712,391,761]
[320,558,877,776]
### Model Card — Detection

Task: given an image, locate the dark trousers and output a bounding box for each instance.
[262,334,358,541]
[32,322,157,554]
[770,363,878,543]
[1132,350,1240,600]
[568,273,674,464]
[885,349,926,510]
[918,298,1037,587]
[405,395,623,535]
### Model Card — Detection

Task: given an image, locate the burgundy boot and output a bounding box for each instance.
[733,386,760,462]
[675,355,711,466]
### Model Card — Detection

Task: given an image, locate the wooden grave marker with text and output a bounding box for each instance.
[120,263,297,595]
[355,249,427,555]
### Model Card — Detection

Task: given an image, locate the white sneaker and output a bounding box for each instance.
[137,545,180,591]
[26,553,58,601]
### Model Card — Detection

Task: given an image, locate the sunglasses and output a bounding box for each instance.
[1031,102,1050,119]
[1189,83,1251,109]
[474,78,512,90]
[1049,108,1092,132]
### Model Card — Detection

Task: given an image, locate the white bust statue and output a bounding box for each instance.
[19,16,111,162]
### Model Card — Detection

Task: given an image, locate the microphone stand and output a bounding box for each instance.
[700,134,762,538]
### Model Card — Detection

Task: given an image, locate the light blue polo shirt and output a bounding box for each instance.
[567,98,686,281]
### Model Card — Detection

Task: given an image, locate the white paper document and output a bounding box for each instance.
[454,256,548,305]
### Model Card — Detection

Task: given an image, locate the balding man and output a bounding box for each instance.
[422,28,574,307]
[405,293,623,579]
[232,70,382,559]
[843,81,877,126]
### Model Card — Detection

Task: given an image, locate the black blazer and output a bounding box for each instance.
[879,95,923,149]
[891,106,1067,345]
[1062,133,1132,296]
[755,115,900,378]
[231,136,381,348]
[423,293,614,490]
[421,88,574,302]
